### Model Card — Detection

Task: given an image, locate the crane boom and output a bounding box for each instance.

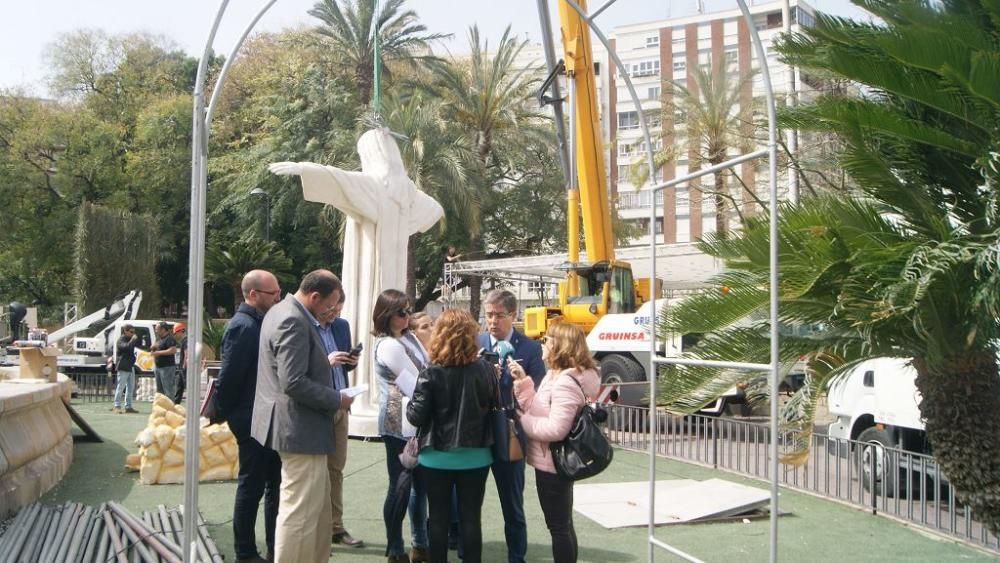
[558,0,614,263]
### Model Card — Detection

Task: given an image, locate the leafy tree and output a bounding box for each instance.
[657,0,1000,533]
[73,202,160,318]
[308,0,447,105]
[430,25,551,315]
[377,92,479,305]
[205,237,294,310]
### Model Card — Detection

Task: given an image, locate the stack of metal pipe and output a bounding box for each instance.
[0,501,223,562]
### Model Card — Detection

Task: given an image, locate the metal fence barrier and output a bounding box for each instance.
[606,404,1000,554]
[66,371,158,403]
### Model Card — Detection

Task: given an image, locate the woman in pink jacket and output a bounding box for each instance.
[508,323,599,563]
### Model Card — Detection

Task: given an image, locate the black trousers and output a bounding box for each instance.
[535,469,578,563]
[423,465,490,563]
[228,409,281,560]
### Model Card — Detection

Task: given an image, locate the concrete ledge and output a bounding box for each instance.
[0,373,75,518]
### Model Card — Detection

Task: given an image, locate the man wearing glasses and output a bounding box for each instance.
[215,270,282,563]
[477,290,544,563]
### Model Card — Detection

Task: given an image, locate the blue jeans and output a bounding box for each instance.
[229,409,281,560]
[491,458,527,563]
[154,366,177,400]
[113,368,135,409]
[383,436,428,556]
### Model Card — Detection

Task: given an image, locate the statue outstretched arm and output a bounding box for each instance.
[269,161,380,221]
[268,162,303,177]
[407,191,445,235]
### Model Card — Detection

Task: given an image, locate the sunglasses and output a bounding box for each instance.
[395,309,413,318]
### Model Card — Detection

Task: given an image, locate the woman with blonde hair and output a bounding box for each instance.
[508,323,599,563]
[408,312,434,350]
[406,308,496,563]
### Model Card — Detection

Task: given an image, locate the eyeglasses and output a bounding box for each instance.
[395,309,412,318]
[255,288,280,296]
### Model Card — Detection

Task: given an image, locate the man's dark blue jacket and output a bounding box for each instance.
[477,329,545,407]
[214,303,265,423]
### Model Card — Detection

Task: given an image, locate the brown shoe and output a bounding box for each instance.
[387,555,411,563]
[332,530,365,548]
[110,407,122,414]
[410,546,430,563]
[124,407,139,413]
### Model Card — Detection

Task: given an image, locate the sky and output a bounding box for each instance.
[1,0,867,95]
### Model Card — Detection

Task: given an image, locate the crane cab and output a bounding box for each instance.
[523,260,636,337]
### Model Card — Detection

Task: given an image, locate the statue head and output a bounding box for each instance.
[357,128,406,179]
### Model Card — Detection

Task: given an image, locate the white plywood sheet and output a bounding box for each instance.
[574,479,771,528]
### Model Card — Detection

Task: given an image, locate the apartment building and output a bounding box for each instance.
[605,0,818,246]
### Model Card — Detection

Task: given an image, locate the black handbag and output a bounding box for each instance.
[549,375,613,481]
[488,361,525,463]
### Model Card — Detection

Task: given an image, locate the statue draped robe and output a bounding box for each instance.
[269,128,445,422]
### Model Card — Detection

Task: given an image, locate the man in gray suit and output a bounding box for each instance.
[252,269,355,563]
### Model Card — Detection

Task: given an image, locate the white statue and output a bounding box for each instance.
[269,128,444,433]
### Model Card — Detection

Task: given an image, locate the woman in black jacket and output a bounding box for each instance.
[406,308,495,563]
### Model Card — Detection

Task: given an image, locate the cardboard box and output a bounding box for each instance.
[17,347,60,381]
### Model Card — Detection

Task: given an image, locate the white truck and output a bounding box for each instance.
[826,357,938,494]
[586,298,744,415]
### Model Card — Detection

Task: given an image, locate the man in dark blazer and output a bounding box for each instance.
[251,269,354,563]
[215,270,282,563]
[478,289,545,563]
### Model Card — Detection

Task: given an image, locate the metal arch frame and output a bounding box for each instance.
[545,1,781,562]
[185,1,279,561]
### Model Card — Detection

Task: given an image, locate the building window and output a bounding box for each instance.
[593,61,601,76]
[767,12,783,29]
[527,281,553,293]
[725,49,738,66]
[673,60,686,73]
[618,111,640,130]
[630,59,660,77]
[795,7,816,27]
[646,35,660,48]
[618,142,635,156]
[647,86,661,100]
[617,164,632,180]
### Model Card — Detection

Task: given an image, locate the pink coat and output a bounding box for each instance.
[514,367,601,474]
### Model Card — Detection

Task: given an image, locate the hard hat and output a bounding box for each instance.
[173,322,186,333]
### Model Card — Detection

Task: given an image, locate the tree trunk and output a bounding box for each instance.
[405,237,417,302]
[713,160,727,236]
[912,353,1000,535]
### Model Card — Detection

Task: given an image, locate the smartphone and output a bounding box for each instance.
[348,342,364,357]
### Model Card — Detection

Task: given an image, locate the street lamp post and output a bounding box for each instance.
[249,188,270,242]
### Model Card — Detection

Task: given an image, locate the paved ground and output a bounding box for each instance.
[33,401,999,562]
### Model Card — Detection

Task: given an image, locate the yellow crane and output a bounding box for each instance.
[523,0,658,338]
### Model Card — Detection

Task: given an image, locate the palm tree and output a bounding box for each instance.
[308,0,448,105]
[205,237,294,310]
[431,25,550,315]
[655,0,1000,533]
[632,64,757,235]
[375,91,480,304]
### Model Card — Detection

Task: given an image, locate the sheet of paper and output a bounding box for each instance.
[340,384,369,398]
[395,368,418,397]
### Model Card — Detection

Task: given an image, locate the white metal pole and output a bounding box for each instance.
[183,3,229,560]
[736,0,782,560]
[186,2,279,561]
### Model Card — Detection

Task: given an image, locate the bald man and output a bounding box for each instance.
[215,269,283,563]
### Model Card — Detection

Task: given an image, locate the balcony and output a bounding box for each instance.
[616,190,665,210]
